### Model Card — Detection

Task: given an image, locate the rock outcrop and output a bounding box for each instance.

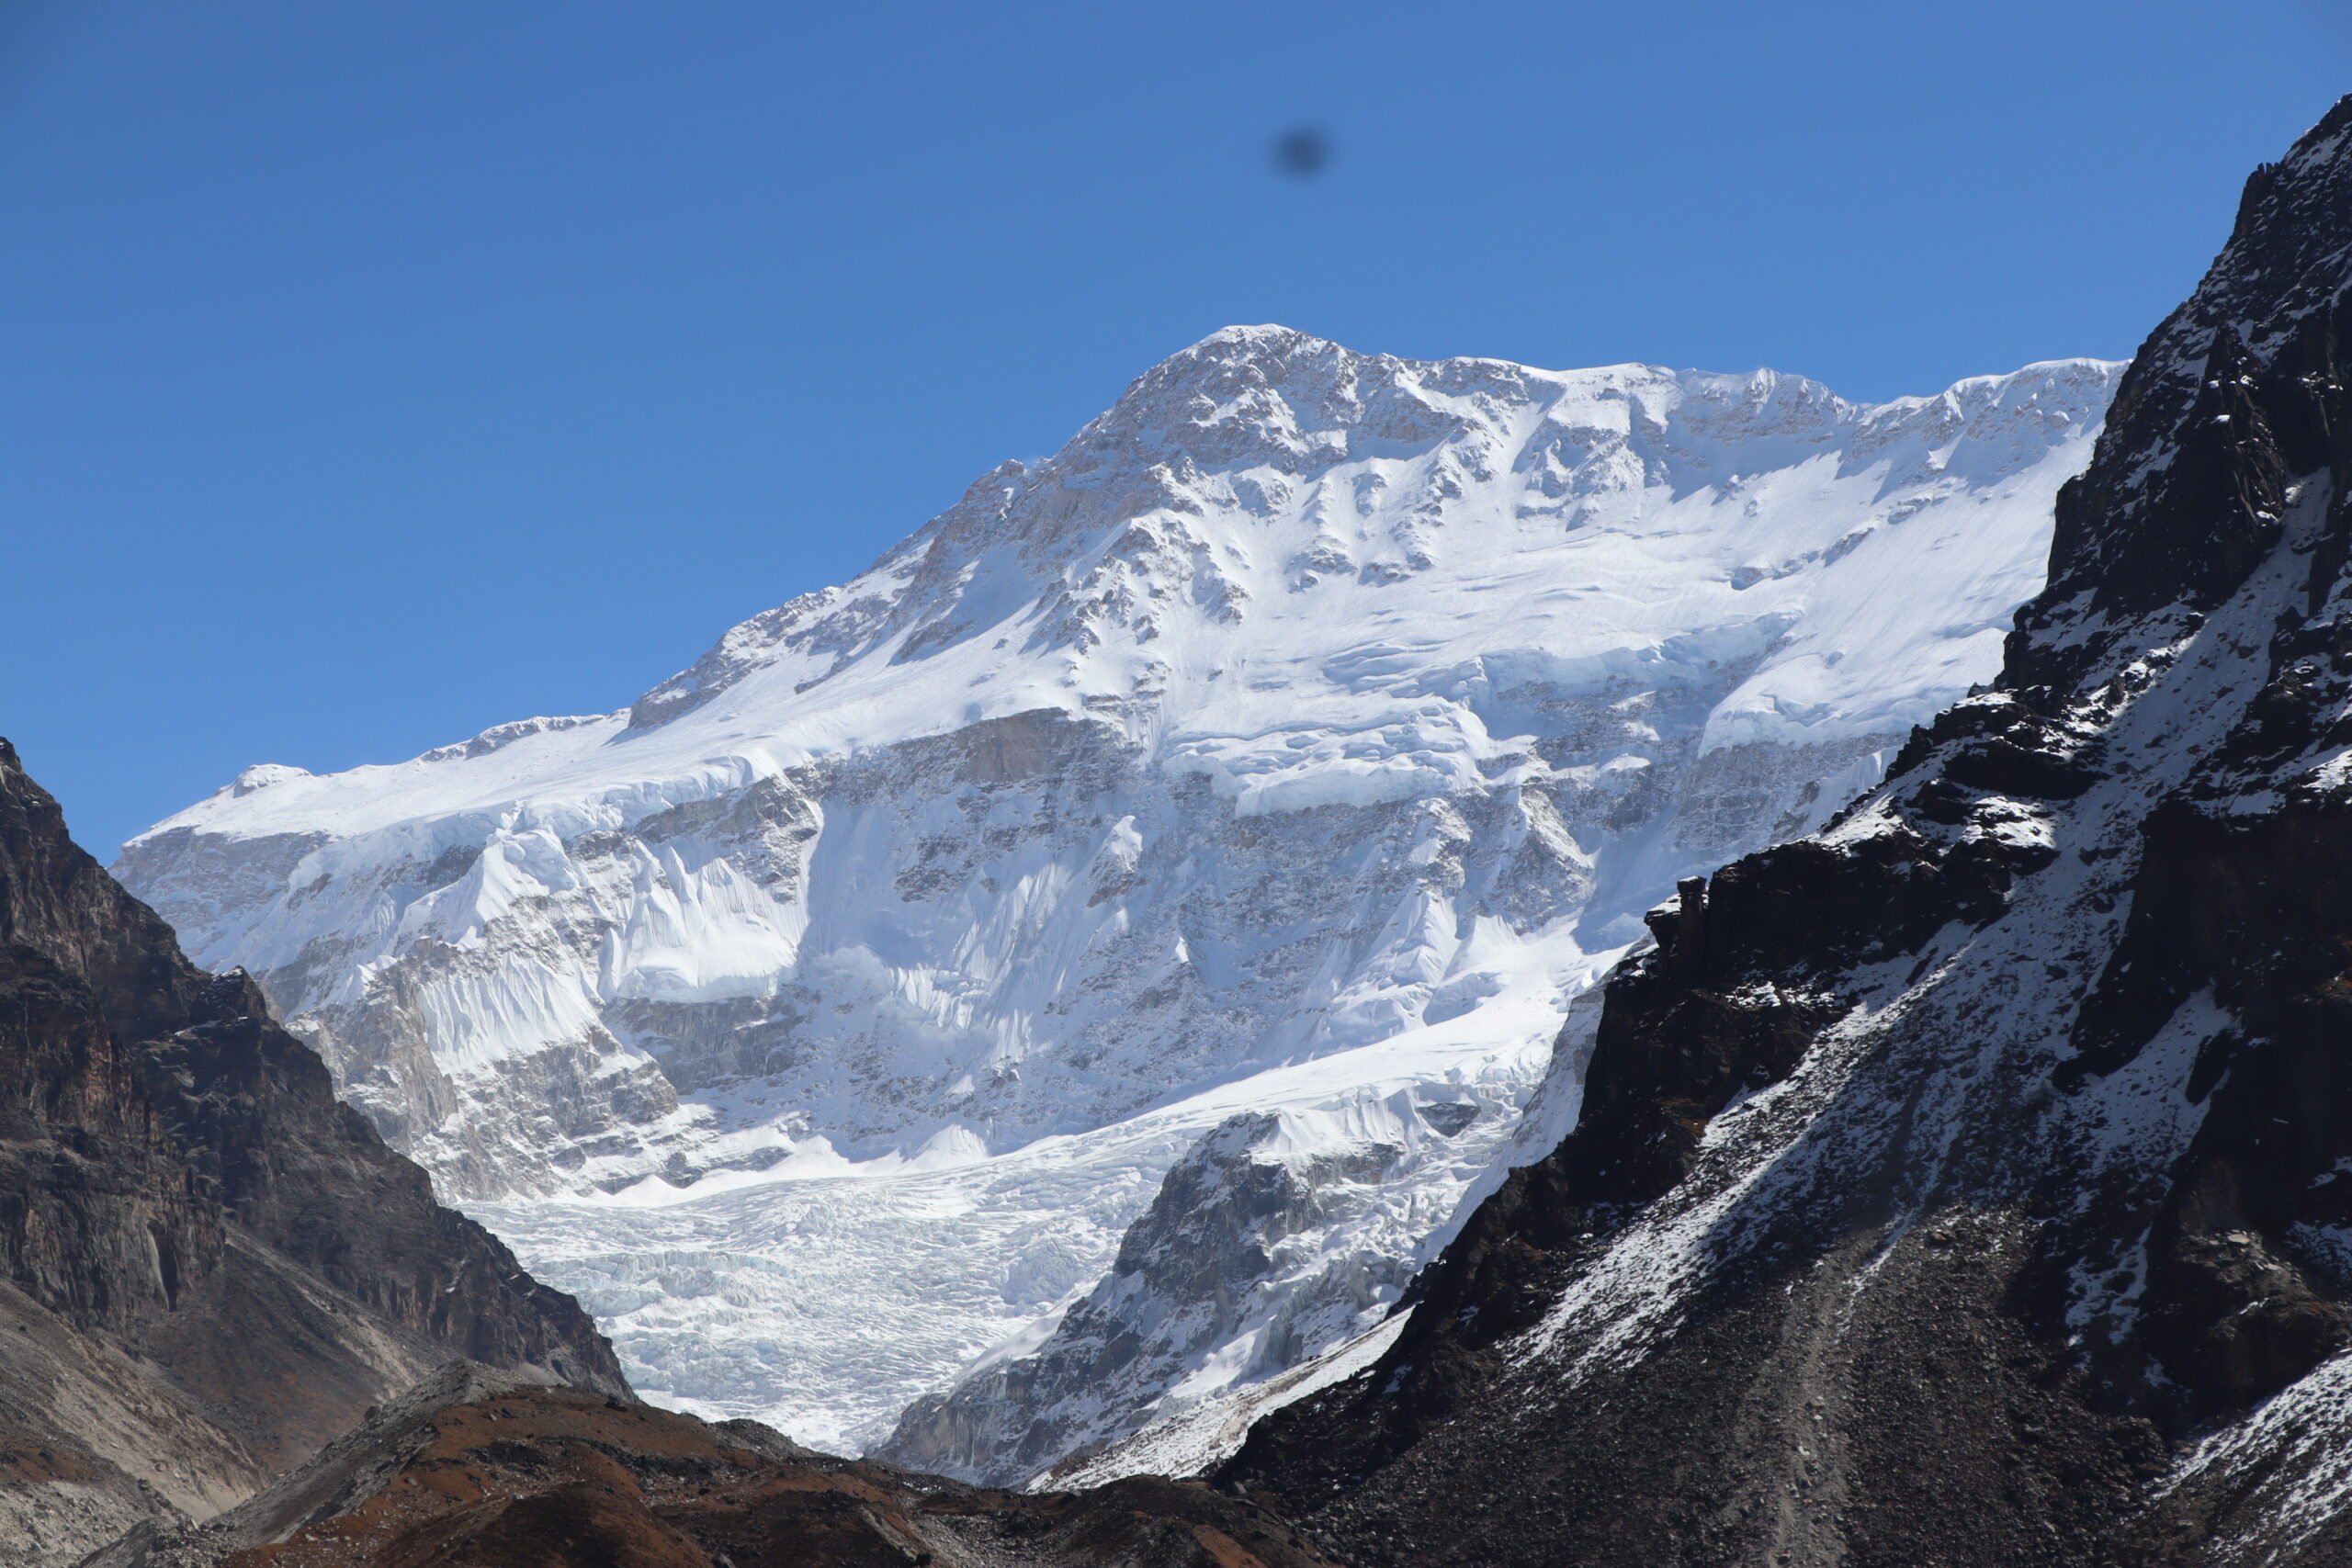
[878,1106,1430,1484]
[1221,96,2352,1568]
[0,740,625,1566]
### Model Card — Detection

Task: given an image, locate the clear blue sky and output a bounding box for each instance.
[4,0,2346,857]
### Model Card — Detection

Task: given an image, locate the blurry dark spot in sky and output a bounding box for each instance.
[1272,126,1330,178]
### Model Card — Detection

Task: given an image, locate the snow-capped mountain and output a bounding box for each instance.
[115,327,2120,1458]
[1219,99,2352,1568]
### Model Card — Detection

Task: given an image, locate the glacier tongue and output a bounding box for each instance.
[114,325,2120,1458]
[466,1012,1559,1456]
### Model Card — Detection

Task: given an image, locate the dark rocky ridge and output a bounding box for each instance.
[0,739,625,1565]
[1222,97,2352,1567]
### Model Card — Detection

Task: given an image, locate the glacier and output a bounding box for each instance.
[114,325,2120,1464]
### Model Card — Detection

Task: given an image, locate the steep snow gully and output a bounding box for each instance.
[116,329,2120,1471]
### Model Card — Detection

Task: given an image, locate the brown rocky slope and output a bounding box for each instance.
[0,739,626,1565]
[89,1364,1339,1568]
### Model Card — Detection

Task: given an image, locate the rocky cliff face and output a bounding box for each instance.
[1220,96,2352,1568]
[0,740,625,1567]
[112,329,2119,1452]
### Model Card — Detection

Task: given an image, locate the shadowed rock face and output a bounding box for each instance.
[1221,96,2352,1568]
[100,1371,1339,1568]
[0,740,626,1566]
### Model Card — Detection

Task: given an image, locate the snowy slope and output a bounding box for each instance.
[116,327,2119,1457]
